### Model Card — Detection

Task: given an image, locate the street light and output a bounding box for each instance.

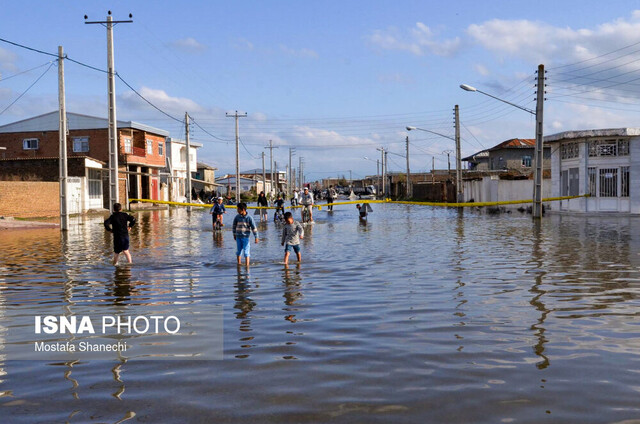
[406,126,455,141]
[460,65,545,219]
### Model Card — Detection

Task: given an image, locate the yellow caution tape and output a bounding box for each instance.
[129,194,588,209]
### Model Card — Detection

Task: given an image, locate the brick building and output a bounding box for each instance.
[0,111,169,208]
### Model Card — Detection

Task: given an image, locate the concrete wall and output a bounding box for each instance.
[463,177,551,207]
[0,181,60,218]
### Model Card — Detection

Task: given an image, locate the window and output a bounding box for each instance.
[146,139,153,154]
[561,142,579,159]
[123,138,132,154]
[22,138,39,150]
[73,136,89,153]
[589,139,629,157]
[622,166,630,197]
[561,170,569,196]
[180,147,187,162]
[521,155,532,167]
[599,168,618,197]
[158,142,164,156]
[569,167,579,196]
[588,167,597,196]
[88,169,102,199]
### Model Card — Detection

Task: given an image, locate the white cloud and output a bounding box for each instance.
[368,22,461,56]
[467,12,640,66]
[121,86,204,116]
[232,38,254,51]
[169,37,207,53]
[279,45,319,59]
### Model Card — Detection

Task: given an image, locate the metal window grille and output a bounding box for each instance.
[561,142,579,159]
[588,167,597,196]
[599,168,618,197]
[618,140,630,156]
[589,139,628,157]
[621,166,630,197]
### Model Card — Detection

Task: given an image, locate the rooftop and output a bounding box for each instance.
[0,111,170,137]
[545,128,640,142]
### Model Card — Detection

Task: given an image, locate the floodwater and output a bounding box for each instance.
[2,204,640,423]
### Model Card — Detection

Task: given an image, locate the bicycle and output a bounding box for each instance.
[273,208,285,223]
[301,205,311,224]
[213,215,223,231]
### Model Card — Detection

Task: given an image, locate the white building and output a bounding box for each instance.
[546,128,640,213]
[165,137,201,202]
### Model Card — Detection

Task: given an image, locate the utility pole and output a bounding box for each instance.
[85,12,133,212]
[185,112,192,212]
[298,157,303,189]
[405,136,411,198]
[58,46,68,231]
[377,159,380,197]
[377,147,385,197]
[349,170,352,184]
[288,147,295,197]
[384,151,388,198]
[261,152,266,195]
[432,156,435,183]
[265,140,278,196]
[443,150,453,175]
[533,64,545,218]
[274,160,279,194]
[454,104,462,203]
[226,110,247,203]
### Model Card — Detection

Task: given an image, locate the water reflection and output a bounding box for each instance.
[528,220,550,370]
[282,264,303,323]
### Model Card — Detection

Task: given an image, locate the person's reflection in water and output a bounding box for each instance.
[213,229,224,249]
[529,220,550,370]
[282,264,303,323]
[111,358,127,400]
[111,266,134,306]
[234,267,256,358]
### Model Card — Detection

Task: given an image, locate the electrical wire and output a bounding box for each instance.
[0,61,54,83]
[0,62,54,116]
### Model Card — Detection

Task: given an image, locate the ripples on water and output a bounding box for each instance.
[2,205,640,423]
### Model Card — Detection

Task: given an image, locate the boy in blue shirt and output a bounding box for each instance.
[232,202,259,266]
[209,197,226,230]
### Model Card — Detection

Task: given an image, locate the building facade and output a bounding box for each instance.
[0,111,169,208]
[463,138,551,172]
[164,137,200,202]
[546,128,640,213]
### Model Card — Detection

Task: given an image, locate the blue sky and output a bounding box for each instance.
[3,1,640,179]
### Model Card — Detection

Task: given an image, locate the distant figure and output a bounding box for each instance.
[275,194,286,220]
[356,203,368,220]
[104,203,136,265]
[209,196,227,229]
[191,187,197,201]
[281,212,304,265]
[233,202,259,266]
[300,187,314,222]
[199,188,205,200]
[327,185,337,211]
[292,189,299,206]
[257,191,269,222]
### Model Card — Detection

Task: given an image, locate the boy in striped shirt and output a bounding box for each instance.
[232,202,259,266]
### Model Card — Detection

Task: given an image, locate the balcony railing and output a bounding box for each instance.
[131,146,146,157]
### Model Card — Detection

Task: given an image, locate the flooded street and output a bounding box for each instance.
[2,204,640,423]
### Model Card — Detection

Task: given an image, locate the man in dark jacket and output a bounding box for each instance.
[104,203,136,265]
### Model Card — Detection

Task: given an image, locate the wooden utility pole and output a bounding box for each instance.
[226,110,247,203]
[533,64,545,218]
[454,105,462,203]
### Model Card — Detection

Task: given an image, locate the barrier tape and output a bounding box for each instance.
[129,194,588,210]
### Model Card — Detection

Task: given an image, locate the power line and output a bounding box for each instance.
[0,61,54,83]
[0,62,54,116]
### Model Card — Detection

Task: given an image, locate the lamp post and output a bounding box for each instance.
[460,65,545,218]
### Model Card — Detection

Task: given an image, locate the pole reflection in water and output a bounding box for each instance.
[528,220,550,370]
[453,210,467,352]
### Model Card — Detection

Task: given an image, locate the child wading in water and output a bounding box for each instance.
[233,202,259,266]
[281,211,304,265]
[104,203,136,265]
